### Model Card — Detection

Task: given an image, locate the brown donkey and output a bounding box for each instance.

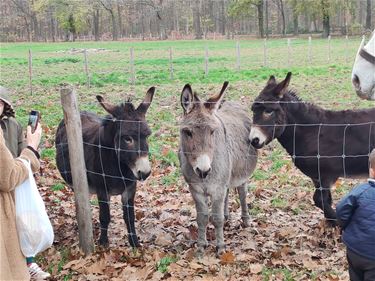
[179,82,258,255]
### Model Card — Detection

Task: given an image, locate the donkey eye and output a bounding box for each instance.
[124,136,134,144]
[264,108,274,116]
[264,108,273,114]
[184,129,193,137]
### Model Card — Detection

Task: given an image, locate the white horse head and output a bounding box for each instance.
[351,30,375,100]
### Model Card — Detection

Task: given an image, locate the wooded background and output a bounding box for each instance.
[1,0,374,42]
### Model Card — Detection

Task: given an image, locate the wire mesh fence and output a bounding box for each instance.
[2,36,374,256]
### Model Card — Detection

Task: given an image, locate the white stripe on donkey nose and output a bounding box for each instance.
[249,126,267,145]
[133,156,151,175]
[195,154,211,172]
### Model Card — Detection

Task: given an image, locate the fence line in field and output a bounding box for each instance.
[21,36,362,90]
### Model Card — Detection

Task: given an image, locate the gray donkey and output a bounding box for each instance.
[179,82,258,255]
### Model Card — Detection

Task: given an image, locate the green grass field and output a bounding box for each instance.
[1,37,374,280]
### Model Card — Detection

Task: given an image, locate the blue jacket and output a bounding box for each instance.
[336,179,375,261]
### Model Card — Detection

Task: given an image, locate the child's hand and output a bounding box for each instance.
[26,124,42,150]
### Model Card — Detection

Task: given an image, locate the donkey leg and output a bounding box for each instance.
[121,183,140,248]
[224,189,230,221]
[98,192,111,247]
[237,184,250,227]
[191,191,209,255]
[211,194,226,256]
[312,179,336,225]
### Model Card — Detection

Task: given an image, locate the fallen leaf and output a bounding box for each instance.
[250,263,263,274]
[220,251,235,265]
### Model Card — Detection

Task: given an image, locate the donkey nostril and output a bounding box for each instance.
[196,167,211,179]
[252,138,259,145]
[138,170,151,180]
[352,75,360,87]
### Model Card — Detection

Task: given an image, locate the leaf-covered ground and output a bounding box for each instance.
[1,38,374,280]
[37,143,357,281]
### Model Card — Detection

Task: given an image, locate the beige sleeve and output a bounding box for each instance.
[0,129,29,192]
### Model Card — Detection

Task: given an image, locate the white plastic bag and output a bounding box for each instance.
[15,158,54,257]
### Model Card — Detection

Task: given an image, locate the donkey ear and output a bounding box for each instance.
[274,72,292,98]
[356,35,366,57]
[267,75,277,86]
[97,95,116,115]
[181,84,195,114]
[204,81,229,112]
[137,86,155,116]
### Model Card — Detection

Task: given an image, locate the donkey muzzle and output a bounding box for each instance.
[249,126,267,149]
[132,156,151,181]
[194,154,212,179]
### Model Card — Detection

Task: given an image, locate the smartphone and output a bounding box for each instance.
[28,110,40,133]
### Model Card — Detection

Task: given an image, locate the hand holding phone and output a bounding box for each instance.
[26,124,42,150]
[28,110,40,133]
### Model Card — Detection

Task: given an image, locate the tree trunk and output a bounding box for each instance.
[31,14,39,41]
[192,1,202,39]
[256,0,264,38]
[110,10,118,41]
[117,3,122,38]
[93,9,100,41]
[276,0,281,34]
[265,0,268,37]
[313,14,318,32]
[23,16,31,42]
[321,0,330,38]
[50,16,55,42]
[366,0,372,30]
[293,10,298,35]
[304,11,309,32]
[279,0,286,35]
[141,6,145,41]
[220,0,226,35]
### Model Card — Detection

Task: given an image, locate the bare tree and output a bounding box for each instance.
[366,0,372,30]
[321,0,330,38]
[192,0,202,39]
[98,0,118,40]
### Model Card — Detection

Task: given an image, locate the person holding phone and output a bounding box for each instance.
[0,124,42,280]
[0,86,51,280]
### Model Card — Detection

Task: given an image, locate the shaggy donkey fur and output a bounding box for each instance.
[179,82,258,255]
[55,88,155,247]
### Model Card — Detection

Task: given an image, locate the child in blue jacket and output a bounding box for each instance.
[336,148,375,281]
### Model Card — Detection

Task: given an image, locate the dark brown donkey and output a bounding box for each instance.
[55,87,155,247]
[249,72,375,224]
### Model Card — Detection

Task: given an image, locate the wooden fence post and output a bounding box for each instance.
[328,35,331,63]
[308,36,312,65]
[287,38,291,67]
[263,38,267,67]
[83,49,90,88]
[169,47,174,80]
[205,45,209,77]
[130,47,135,85]
[345,35,349,63]
[60,86,94,255]
[28,49,33,95]
[236,41,241,71]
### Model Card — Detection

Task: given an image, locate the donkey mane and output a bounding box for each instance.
[281,90,372,124]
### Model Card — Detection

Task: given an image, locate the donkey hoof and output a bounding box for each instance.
[196,245,207,258]
[215,244,226,257]
[99,237,109,248]
[242,216,251,228]
[128,234,140,248]
[326,218,337,227]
